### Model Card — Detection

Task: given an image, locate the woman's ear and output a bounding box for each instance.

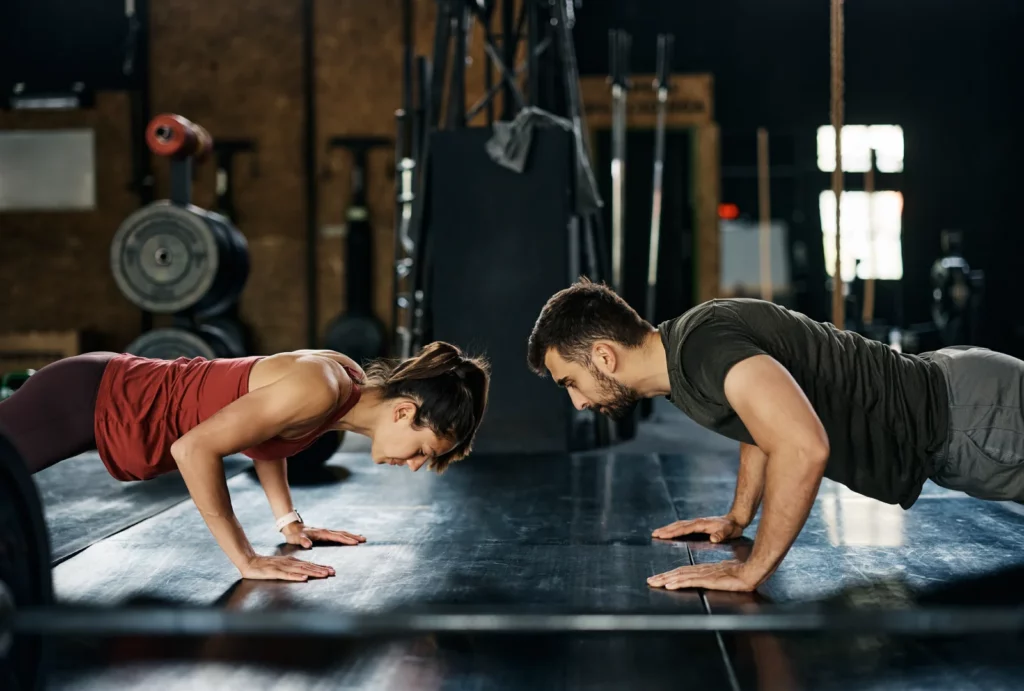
[393,399,418,423]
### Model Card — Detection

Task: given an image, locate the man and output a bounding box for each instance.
[528,278,1024,592]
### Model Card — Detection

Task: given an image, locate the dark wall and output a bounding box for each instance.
[574,0,1024,352]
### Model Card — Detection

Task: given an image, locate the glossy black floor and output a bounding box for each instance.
[37,401,1024,690]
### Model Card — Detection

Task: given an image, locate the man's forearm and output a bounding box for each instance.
[173,447,257,570]
[253,459,297,520]
[727,443,768,527]
[742,446,826,585]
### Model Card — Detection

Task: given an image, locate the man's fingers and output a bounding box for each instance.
[652,521,691,538]
[648,563,723,586]
[664,577,701,591]
[652,519,709,539]
[647,565,690,585]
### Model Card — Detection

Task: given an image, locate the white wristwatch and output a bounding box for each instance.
[275,510,303,532]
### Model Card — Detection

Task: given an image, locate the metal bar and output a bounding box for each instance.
[429,1,452,130]
[402,0,414,122]
[447,0,467,129]
[757,127,772,302]
[646,34,672,324]
[393,110,415,358]
[302,0,319,347]
[862,151,876,325]
[393,108,410,354]
[484,3,494,125]
[413,56,428,165]
[501,0,516,120]
[527,0,540,105]
[608,30,631,294]
[168,157,192,206]
[830,0,845,328]
[465,38,540,121]
[11,606,1024,637]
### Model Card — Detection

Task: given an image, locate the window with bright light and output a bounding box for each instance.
[817,125,904,173]
[820,190,904,281]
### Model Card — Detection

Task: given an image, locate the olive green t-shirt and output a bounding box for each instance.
[658,299,949,509]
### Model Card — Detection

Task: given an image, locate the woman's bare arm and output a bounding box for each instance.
[170,359,351,578]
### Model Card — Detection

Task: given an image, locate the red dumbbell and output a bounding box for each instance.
[145,114,214,161]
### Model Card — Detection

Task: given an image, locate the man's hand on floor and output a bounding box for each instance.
[651,515,745,543]
[647,559,758,592]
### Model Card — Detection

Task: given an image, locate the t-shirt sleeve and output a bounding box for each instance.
[680,314,767,406]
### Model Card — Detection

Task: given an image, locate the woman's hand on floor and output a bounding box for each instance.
[282,523,367,549]
[240,554,336,581]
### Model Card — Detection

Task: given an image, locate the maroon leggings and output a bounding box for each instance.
[0,352,117,474]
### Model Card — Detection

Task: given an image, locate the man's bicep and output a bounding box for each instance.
[723,355,828,458]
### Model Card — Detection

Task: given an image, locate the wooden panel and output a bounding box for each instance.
[694,123,721,304]
[0,92,141,351]
[0,331,80,371]
[579,73,713,130]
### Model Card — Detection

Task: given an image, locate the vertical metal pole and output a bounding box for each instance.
[484,4,494,125]
[862,151,876,325]
[448,0,467,129]
[609,30,630,295]
[830,0,846,328]
[302,0,319,347]
[502,0,516,120]
[527,0,540,105]
[646,34,672,323]
[757,127,773,302]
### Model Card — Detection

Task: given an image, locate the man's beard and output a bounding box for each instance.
[588,365,642,419]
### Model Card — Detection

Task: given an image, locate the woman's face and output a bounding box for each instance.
[371,400,453,472]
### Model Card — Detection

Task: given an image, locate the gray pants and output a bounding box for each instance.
[929,346,1024,501]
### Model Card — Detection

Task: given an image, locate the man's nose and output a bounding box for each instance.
[568,389,589,411]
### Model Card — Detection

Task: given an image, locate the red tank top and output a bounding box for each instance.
[93,354,361,481]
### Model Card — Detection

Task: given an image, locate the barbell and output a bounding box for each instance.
[3,433,1024,691]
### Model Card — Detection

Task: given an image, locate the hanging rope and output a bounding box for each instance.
[830,0,845,328]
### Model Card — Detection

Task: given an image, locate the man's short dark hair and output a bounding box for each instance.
[527,277,652,376]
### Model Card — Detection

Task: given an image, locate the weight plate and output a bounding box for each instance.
[126,328,217,361]
[110,201,221,314]
[194,211,249,318]
[205,318,247,356]
[0,433,53,691]
[931,256,972,329]
[323,314,387,367]
[287,431,344,485]
[197,322,246,359]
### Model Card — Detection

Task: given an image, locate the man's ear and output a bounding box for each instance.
[591,342,618,374]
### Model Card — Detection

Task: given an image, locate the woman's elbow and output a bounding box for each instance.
[170,437,199,465]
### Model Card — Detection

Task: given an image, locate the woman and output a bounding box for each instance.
[0,342,489,582]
